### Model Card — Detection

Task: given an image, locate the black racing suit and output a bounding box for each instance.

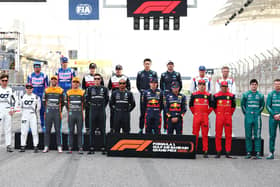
[86,86,109,149]
[66,89,85,149]
[43,86,64,147]
[82,73,104,130]
[109,89,135,133]
[160,71,182,130]
[136,70,158,130]
[108,74,131,130]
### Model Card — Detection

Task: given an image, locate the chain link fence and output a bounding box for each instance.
[214,48,280,97]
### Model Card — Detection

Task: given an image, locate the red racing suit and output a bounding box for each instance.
[213,91,236,153]
[189,91,213,152]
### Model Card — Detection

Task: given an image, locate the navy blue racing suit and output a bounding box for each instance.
[165,92,187,135]
[142,88,163,134]
[160,71,182,130]
[136,70,158,130]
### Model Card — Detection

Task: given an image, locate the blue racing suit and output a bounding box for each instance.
[56,68,76,94]
[142,88,163,134]
[27,72,49,128]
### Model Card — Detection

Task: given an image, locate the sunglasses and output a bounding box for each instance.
[51,79,57,80]
[73,81,79,83]
[198,83,206,85]
[1,79,8,82]
[119,82,126,85]
[94,78,101,80]
[26,87,33,89]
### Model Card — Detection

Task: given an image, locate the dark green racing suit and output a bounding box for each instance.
[266,90,280,154]
[241,90,264,153]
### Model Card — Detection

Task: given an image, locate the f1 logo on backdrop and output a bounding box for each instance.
[110,140,152,151]
[127,0,187,17]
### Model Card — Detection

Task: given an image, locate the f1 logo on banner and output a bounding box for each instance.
[111,140,152,151]
[107,134,196,159]
[134,1,181,14]
[127,0,187,17]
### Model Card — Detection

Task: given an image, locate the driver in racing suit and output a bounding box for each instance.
[213,81,236,158]
[142,77,163,134]
[56,56,76,94]
[165,81,187,135]
[19,83,41,153]
[27,61,49,130]
[42,76,64,153]
[86,73,109,155]
[189,79,213,158]
[66,77,85,154]
[0,74,16,152]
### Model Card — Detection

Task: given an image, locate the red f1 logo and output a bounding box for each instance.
[134,1,181,14]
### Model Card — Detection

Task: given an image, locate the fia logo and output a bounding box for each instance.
[76,4,92,16]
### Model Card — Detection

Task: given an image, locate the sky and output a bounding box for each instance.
[0,0,279,77]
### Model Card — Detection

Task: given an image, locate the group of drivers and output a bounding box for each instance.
[0,57,279,159]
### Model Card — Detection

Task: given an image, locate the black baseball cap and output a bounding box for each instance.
[115,64,123,70]
[89,63,97,69]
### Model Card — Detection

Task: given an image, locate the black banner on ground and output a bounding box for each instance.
[107,133,196,159]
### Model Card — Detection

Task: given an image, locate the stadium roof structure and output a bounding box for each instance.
[210,0,280,25]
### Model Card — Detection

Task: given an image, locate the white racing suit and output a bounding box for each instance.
[20,93,41,147]
[0,86,16,146]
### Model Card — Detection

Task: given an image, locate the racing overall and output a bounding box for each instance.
[189,91,212,152]
[136,70,158,130]
[165,93,187,135]
[56,68,76,94]
[142,88,163,134]
[20,93,41,147]
[27,72,49,128]
[160,71,182,130]
[190,76,211,93]
[108,74,131,130]
[43,86,64,147]
[213,91,236,153]
[109,89,135,133]
[266,90,280,154]
[66,89,85,149]
[86,86,109,150]
[82,73,104,131]
[0,86,16,146]
[241,90,264,153]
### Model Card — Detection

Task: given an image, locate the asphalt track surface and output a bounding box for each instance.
[0,92,280,187]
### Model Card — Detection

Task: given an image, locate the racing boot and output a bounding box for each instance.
[244,152,251,159]
[34,146,39,153]
[254,152,262,159]
[225,152,233,159]
[139,129,143,134]
[101,147,106,155]
[88,147,95,155]
[6,146,13,153]
[203,151,208,158]
[67,147,72,154]
[19,146,25,152]
[78,148,84,155]
[266,153,274,160]
[215,152,221,159]
[57,146,63,153]
[42,146,49,153]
